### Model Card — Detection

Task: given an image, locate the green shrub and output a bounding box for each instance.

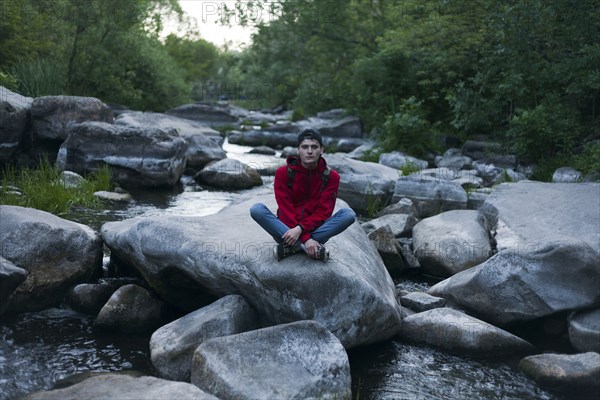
[0,71,18,91]
[399,161,421,176]
[11,57,68,97]
[573,142,600,176]
[0,159,112,215]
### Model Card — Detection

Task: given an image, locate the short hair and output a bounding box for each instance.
[297,128,323,147]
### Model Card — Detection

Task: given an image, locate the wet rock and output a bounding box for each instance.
[552,167,582,183]
[379,151,428,171]
[101,195,402,349]
[0,256,28,315]
[519,352,600,390]
[0,205,102,313]
[115,112,225,169]
[367,226,406,275]
[194,158,263,190]
[150,295,259,381]
[392,176,468,218]
[0,86,32,162]
[95,284,169,333]
[325,153,398,213]
[68,282,121,315]
[191,320,351,400]
[21,373,217,400]
[569,308,600,353]
[400,292,446,312]
[31,95,113,141]
[362,214,417,237]
[400,308,534,356]
[413,210,492,278]
[57,121,187,187]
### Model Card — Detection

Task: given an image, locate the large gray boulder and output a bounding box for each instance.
[150,295,259,381]
[569,308,600,353]
[21,373,218,400]
[412,210,492,278]
[314,116,363,138]
[194,158,263,190]
[0,86,32,162]
[115,112,225,169]
[95,284,169,333]
[101,195,402,349]
[361,213,418,237]
[31,95,113,141]
[165,102,246,127]
[392,176,468,217]
[228,129,298,148]
[0,206,102,313]
[379,151,428,170]
[552,167,582,183]
[0,256,28,315]
[191,320,351,400]
[400,308,534,357]
[325,153,399,213]
[519,352,600,390]
[57,121,187,187]
[429,240,600,326]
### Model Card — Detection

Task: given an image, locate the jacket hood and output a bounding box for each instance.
[285,155,328,173]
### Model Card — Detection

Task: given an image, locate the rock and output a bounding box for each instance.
[400,292,446,312]
[399,243,421,271]
[194,158,263,190]
[316,116,363,138]
[0,205,102,313]
[20,373,218,400]
[0,256,28,315]
[60,171,85,188]
[552,167,582,183]
[280,146,296,158]
[165,102,246,127]
[346,142,376,159]
[335,138,365,152]
[428,239,600,326]
[93,191,132,202]
[325,153,399,213]
[95,284,169,333]
[518,352,600,390]
[467,188,493,210]
[492,168,527,184]
[392,176,468,218]
[461,140,503,159]
[412,210,492,278]
[376,197,419,218]
[150,295,259,381]
[400,308,534,357]
[436,153,473,170]
[228,129,298,148]
[379,151,428,170]
[248,145,276,155]
[453,169,483,189]
[101,195,402,348]
[115,112,226,169]
[316,108,347,119]
[367,226,407,275]
[191,320,351,400]
[480,182,599,256]
[57,121,187,187]
[69,282,121,315]
[0,86,32,162]
[362,214,417,237]
[31,95,113,141]
[583,170,600,182]
[569,308,600,353]
[411,167,458,181]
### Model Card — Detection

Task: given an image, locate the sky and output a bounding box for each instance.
[173,0,259,50]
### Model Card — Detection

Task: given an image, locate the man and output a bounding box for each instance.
[250,128,356,262]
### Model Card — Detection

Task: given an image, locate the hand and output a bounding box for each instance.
[282,225,302,246]
[303,238,321,259]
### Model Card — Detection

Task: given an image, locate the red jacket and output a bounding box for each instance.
[275,156,340,243]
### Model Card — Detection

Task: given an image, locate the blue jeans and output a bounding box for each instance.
[250,203,356,246]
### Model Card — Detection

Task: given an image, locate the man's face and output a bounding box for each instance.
[297,139,323,168]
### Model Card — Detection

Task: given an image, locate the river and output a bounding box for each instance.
[0,141,579,399]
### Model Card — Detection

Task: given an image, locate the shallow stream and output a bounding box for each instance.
[0,142,581,399]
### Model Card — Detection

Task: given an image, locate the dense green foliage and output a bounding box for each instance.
[220,0,599,178]
[0,0,220,111]
[0,159,112,215]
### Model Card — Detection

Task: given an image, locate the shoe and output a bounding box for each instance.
[316,245,329,262]
[274,244,299,261]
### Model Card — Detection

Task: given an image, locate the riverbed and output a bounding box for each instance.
[0,141,575,399]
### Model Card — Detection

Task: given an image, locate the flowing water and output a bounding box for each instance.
[0,141,584,399]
